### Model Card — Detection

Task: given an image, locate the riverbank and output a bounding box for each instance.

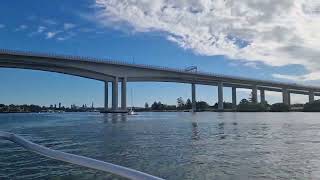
[0,109,307,114]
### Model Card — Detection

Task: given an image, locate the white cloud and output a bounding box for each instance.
[243,62,260,69]
[57,37,67,41]
[79,28,95,33]
[37,26,46,33]
[15,24,27,31]
[64,23,76,30]
[94,0,320,80]
[27,26,47,37]
[43,19,57,25]
[273,71,320,81]
[272,74,302,81]
[46,31,60,39]
[56,32,76,41]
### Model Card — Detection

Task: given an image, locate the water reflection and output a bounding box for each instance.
[217,112,224,120]
[218,122,225,131]
[191,121,200,140]
[102,113,127,123]
[120,114,127,122]
[190,112,200,140]
[216,122,227,141]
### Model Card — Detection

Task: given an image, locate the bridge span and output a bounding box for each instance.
[0,49,319,112]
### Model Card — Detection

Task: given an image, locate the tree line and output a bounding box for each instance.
[142,95,320,112]
[0,104,96,113]
[142,97,211,111]
[236,98,320,112]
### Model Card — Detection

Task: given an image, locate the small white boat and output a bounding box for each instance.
[128,108,137,115]
[128,89,138,115]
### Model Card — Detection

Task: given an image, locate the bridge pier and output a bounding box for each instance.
[121,77,127,110]
[260,89,266,104]
[309,91,315,103]
[232,87,237,109]
[104,81,109,110]
[252,85,258,103]
[192,83,196,111]
[102,77,127,113]
[218,82,224,111]
[112,77,119,110]
[282,88,290,105]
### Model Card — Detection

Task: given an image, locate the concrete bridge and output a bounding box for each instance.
[0,49,319,112]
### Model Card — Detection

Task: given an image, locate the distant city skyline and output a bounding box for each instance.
[0,0,318,107]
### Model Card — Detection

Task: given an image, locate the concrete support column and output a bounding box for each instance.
[121,77,127,110]
[104,81,108,110]
[218,82,224,111]
[282,88,289,105]
[309,91,315,103]
[112,77,119,110]
[191,83,196,111]
[260,89,266,104]
[232,87,237,109]
[252,85,258,103]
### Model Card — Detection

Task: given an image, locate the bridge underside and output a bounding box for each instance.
[1,65,318,113]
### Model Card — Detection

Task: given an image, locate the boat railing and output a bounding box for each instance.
[0,131,164,180]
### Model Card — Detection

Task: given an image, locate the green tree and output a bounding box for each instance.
[177,97,185,109]
[185,99,192,109]
[213,102,233,109]
[237,99,267,112]
[196,101,209,110]
[270,103,290,112]
[304,100,320,112]
[151,101,159,110]
[144,102,149,109]
[240,99,249,104]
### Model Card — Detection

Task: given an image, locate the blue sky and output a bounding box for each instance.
[0,0,318,107]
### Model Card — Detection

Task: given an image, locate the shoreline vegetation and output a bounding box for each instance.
[136,99,320,112]
[0,104,100,113]
[2,97,320,113]
[137,98,319,112]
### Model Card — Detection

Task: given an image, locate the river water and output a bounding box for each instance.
[1,112,320,179]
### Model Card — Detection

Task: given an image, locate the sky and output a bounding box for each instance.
[0,0,319,107]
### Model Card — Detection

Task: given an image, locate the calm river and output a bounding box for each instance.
[1,112,320,179]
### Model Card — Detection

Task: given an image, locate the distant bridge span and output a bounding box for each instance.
[0,49,318,111]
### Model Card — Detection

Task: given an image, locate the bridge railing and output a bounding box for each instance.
[0,131,164,180]
[0,49,319,90]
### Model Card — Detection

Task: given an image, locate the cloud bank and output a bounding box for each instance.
[94,0,320,80]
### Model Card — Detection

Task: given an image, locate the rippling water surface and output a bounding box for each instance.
[1,112,320,179]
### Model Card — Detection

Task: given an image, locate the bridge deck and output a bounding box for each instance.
[0,49,319,92]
